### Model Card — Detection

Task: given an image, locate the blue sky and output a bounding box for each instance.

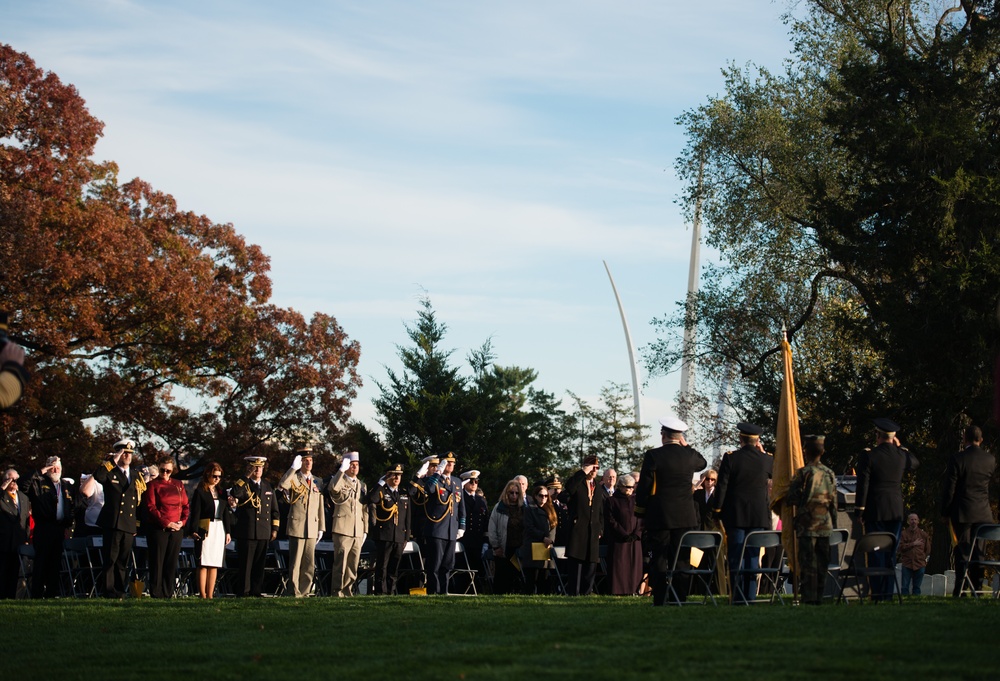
[4,0,794,445]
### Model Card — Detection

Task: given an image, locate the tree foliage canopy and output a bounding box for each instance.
[647,1,1000,477]
[0,44,362,476]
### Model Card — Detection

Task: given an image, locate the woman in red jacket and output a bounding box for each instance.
[144,458,190,598]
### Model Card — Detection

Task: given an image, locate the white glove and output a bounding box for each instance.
[378,476,386,487]
[363,533,368,544]
[339,457,351,473]
[291,455,302,471]
[416,462,429,478]
[456,529,465,540]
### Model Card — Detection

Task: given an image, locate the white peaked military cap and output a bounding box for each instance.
[658,416,688,433]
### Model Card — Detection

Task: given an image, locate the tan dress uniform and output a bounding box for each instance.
[327,470,368,597]
[278,467,326,597]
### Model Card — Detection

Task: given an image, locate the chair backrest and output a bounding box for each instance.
[679,531,722,551]
[972,524,1000,543]
[551,546,567,560]
[854,531,895,555]
[829,528,849,546]
[743,530,782,550]
[455,542,465,555]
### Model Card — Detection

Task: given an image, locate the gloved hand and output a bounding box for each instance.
[339,457,351,473]
[291,455,302,471]
[378,476,386,487]
[416,462,429,478]
[456,529,465,540]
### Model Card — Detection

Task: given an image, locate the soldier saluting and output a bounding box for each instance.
[855,418,919,600]
[366,463,411,594]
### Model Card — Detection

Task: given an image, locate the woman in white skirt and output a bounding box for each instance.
[187,462,233,599]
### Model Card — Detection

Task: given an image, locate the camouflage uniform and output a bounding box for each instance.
[786,461,837,604]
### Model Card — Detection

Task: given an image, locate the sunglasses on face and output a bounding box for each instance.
[210,474,221,480]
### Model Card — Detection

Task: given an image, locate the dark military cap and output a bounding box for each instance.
[873,418,899,435]
[385,464,404,476]
[737,422,763,437]
[545,474,562,490]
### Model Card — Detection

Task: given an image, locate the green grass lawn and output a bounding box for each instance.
[6,596,996,680]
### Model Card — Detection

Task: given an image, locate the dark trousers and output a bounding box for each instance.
[373,540,404,594]
[101,528,135,597]
[425,537,456,594]
[236,538,268,596]
[566,558,597,596]
[864,519,901,600]
[649,527,696,606]
[492,550,522,595]
[147,527,183,598]
[952,522,986,596]
[31,522,65,598]
[797,535,830,604]
[0,550,21,599]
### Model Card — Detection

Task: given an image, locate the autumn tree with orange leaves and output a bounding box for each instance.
[0,44,361,478]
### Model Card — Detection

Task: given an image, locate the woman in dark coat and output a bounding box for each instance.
[521,484,557,594]
[605,474,642,595]
[187,462,233,599]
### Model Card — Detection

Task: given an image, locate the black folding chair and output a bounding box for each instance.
[958,524,1000,598]
[664,531,723,606]
[824,528,850,599]
[732,530,785,605]
[836,531,902,604]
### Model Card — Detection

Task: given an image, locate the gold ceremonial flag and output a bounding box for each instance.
[771,335,805,575]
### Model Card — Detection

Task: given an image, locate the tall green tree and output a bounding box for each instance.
[373,298,575,496]
[646,2,1000,543]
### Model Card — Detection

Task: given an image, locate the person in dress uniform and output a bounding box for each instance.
[459,469,489,592]
[855,418,920,600]
[93,438,147,598]
[713,423,773,603]
[327,451,368,597]
[635,417,707,605]
[941,424,994,597]
[414,452,466,594]
[229,456,280,597]
[278,447,325,597]
[366,463,411,594]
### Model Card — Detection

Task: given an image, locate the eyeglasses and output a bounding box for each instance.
[506,491,519,496]
[624,485,635,489]
[162,469,174,474]
[210,474,221,480]
[537,493,549,498]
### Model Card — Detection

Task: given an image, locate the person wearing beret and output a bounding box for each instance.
[327,451,368,597]
[366,463,411,595]
[635,417,707,605]
[229,456,280,597]
[144,457,190,598]
[278,448,326,597]
[855,418,919,600]
[713,423,773,603]
[941,424,993,597]
[559,454,604,596]
[93,438,147,598]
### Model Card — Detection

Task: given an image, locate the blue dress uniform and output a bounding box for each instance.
[93,444,147,599]
[713,423,773,603]
[417,454,466,594]
[230,457,280,597]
